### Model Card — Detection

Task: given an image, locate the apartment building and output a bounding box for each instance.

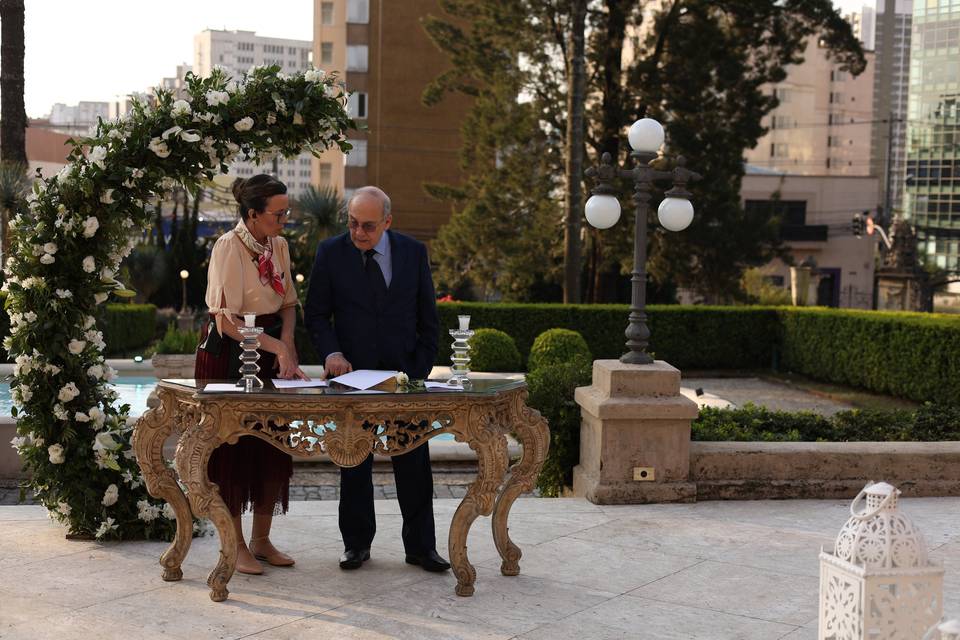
[194,29,317,198]
[313,0,472,240]
[743,37,877,179]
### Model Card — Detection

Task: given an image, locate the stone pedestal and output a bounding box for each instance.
[573,360,699,504]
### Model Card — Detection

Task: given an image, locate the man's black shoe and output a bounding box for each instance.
[405,549,451,572]
[339,548,370,570]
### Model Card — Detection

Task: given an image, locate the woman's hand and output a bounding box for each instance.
[275,341,308,380]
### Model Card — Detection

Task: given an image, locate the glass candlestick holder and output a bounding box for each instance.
[236,323,264,392]
[447,315,473,388]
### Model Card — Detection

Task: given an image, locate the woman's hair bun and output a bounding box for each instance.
[231,177,247,203]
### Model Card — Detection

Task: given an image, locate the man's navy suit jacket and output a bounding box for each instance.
[304,230,439,380]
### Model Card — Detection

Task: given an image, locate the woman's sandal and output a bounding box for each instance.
[236,546,264,575]
[249,536,295,567]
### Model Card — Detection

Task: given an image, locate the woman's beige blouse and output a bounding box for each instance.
[205,230,298,333]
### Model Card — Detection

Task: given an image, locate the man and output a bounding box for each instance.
[304,185,449,572]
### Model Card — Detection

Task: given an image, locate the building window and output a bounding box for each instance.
[347,45,368,72]
[770,143,789,158]
[321,2,334,25]
[345,140,367,167]
[348,92,368,119]
[321,42,334,65]
[319,162,332,184]
[347,0,369,23]
[744,199,807,226]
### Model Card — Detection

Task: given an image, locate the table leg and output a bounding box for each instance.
[492,391,550,576]
[132,387,193,581]
[449,407,509,596]
[175,408,237,602]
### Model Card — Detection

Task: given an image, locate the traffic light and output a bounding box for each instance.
[852,212,865,238]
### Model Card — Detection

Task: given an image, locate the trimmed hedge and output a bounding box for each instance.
[693,403,960,442]
[528,328,591,372]
[437,303,960,403]
[101,304,157,355]
[777,308,960,404]
[468,328,522,372]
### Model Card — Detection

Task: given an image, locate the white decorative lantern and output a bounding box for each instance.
[819,481,944,639]
[584,194,621,229]
[627,118,664,153]
[657,197,694,232]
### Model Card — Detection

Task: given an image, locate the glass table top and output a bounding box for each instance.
[160,377,525,397]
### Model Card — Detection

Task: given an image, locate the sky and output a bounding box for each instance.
[18,0,869,120]
[20,0,313,118]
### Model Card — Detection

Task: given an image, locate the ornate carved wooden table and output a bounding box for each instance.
[132,378,549,602]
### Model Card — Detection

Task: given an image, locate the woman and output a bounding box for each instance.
[195,174,307,575]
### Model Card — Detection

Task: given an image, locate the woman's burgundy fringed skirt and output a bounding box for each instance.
[194,313,292,516]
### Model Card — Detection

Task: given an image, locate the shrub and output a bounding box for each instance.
[467,328,522,372]
[152,323,199,355]
[101,303,157,355]
[526,358,593,497]
[528,328,592,372]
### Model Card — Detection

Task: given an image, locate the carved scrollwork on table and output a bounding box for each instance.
[141,380,547,602]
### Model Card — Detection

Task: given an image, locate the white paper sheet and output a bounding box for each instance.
[271,379,328,389]
[329,369,399,390]
[201,383,245,393]
[345,389,387,394]
[424,381,463,391]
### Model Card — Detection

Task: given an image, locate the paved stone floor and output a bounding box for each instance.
[682,377,855,415]
[1,496,958,639]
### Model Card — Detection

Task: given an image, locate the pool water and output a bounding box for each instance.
[2,378,456,441]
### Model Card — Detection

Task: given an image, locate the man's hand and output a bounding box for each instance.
[324,353,353,378]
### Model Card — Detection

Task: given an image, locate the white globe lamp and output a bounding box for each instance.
[657,197,694,232]
[584,194,621,230]
[627,118,664,153]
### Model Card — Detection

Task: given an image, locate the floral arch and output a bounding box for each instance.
[5,66,353,539]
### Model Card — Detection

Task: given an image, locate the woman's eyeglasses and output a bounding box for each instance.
[266,208,291,221]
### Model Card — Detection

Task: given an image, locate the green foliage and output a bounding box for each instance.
[526,359,593,497]
[528,328,592,372]
[101,303,156,355]
[5,65,353,540]
[467,328,521,372]
[777,308,960,404]
[289,185,346,283]
[152,323,199,355]
[693,403,960,442]
[741,268,792,305]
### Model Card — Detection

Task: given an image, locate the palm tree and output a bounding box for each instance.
[0,161,28,261]
[289,185,346,278]
[1,0,28,165]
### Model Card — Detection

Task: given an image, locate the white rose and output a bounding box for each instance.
[48,444,65,464]
[170,99,192,117]
[293,112,304,125]
[39,254,55,264]
[43,242,57,254]
[205,90,229,106]
[233,117,254,132]
[225,80,238,94]
[82,216,99,238]
[68,339,86,355]
[56,288,73,298]
[102,484,119,507]
[82,256,96,273]
[148,137,171,158]
[94,292,108,305]
[304,68,325,83]
[162,503,176,519]
[99,189,115,204]
[88,407,105,427]
[83,315,96,330]
[57,382,80,403]
[74,411,90,422]
[57,501,72,516]
[53,404,68,420]
[88,146,107,169]
[87,364,104,379]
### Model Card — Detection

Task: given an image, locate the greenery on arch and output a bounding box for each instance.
[4,65,353,539]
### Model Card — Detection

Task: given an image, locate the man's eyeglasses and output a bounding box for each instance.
[347,217,382,234]
[266,208,291,221]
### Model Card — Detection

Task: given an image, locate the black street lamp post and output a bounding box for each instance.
[585,118,701,365]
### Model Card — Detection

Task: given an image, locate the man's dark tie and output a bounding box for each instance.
[364,249,388,300]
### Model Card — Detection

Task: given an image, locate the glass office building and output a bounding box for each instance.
[903,0,960,271]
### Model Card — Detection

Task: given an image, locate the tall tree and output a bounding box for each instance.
[0,0,27,165]
[425,0,865,302]
[562,0,587,303]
